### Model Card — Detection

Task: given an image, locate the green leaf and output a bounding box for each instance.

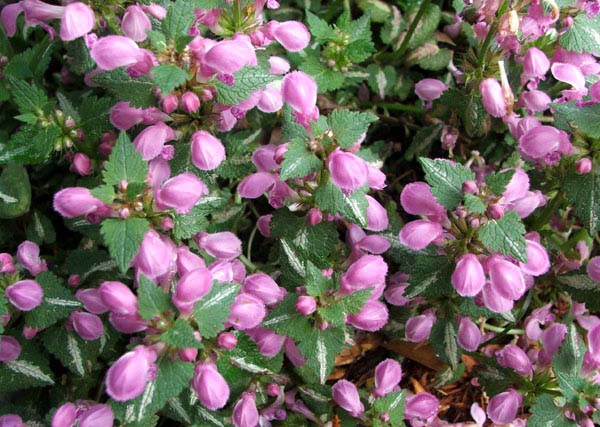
[102,132,148,186]
[0,165,31,218]
[282,105,309,143]
[528,395,577,427]
[14,113,38,124]
[6,76,48,114]
[305,260,331,296]
[4,39,55,80]
[0,341,54,392]
[419,158,475,210]
[553,101,600,138]
[138,276,172,321]
[192,283,239,338]
[298,327,345,384]
[222,332,283,376]
[485,170,515,196]
[162,0,197,40]
[280,140,322,180]
[404,123,443,161]
[305,11,336,42]
[429,318,460,369]
[152,64,188,94]
[262,295,312,341]
[380,6,404,45]
[372,390,406,427]
[553,324,587,403]
[78,96,114,143]
[418,48,452,71]
[91,185,116,204]
[318,303,346,328]
[407,4,441,49]
[478,211,527,262]
[161,318,202,349]
[314,180,368,227]
[24,272,81,329]
[113,359,194,424]
[42,327,101,377]
[329,110,378,149]
[146,30,168,53]
[92,69,156,108]
[366,64,397,99]
[64,249,116,284]
[100,218,150,273]
[563,169,600,234]
[559,13,600,55]
[215,66,276,105]
[464,194,485,214]
[65,37,95,74]
[0,125,58,165]
[215,129,260,180]
[172,194,228,240]
[558,275,600,310]
[341,289,371,314]
[299,55,345,92]
[26,210,56,245]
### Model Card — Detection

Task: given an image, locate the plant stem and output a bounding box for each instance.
[361,102,424,114]
[239,254,258,273]
[391,0,432,61]
[483,323,524,335]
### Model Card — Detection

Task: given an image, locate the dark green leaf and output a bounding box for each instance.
[528,395,577,427]
[102,132,148,186]
[298,327,345,384]
[192,283,239,338]
[419,158,475,210]
[151,64,188,94]
[24,272,80,329]
[314,180,368,227]
[100,218,150,273]
[92,70,156,108]
[42,327,101,377]
[485,170,515,196]
[280,140,322,180]
[478,211,527,262]
[215,66,276,106]
[559,13,600,55]
[563,169,600,234]
[329,110,377,149]
[0,165,31,218]
[161,318,202,349]
[138,276,172,321]
[7,76,48,114]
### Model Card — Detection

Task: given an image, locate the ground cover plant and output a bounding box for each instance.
[0,0,599,425]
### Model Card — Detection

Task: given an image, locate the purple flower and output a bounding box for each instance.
[70,311,104,340]
[16,240,47,277]
[332,380,364,418]
[90,36,143,71]
[99,281,138,315]
[457,317,482,351]
[105,345,157,401]
[196,231,242,260]
[191,130,226,171]
[156,173,208,214]
[272,21,310,52]
[399,220,443,250]
[372,359,402,397]
[232,391,259,427]
[0,336,21,362]
[480,78,507,118]
[452,254,485,297]
[121,5,151,42]
[346,300,388,332]
[192,361,230,410]
[495,344,533,376]
[53,187,106,218]
[405,311,436,342]
[327,150,369,191]
[5,280,43,311]
[486,389,522,425]
[405,392,439,421]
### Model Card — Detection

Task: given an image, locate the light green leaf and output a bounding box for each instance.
[305,260,331,297]
[297,327,345,384]
[563,168,600,234]
[329,110,378,149]
[7,76,48,114]
[102,132,148,186]
[478,211,527,262]
[464,194,485,214]
[161,318,202,349]
[138,276,172,321]
[152,64,188,94]
[24,272,80,329]
[314,180,368,227]
[101,218,150,273]
[305,11,336,42]
[215,66,276,106]
[0,165,30,218]
[528,395,577,427]
[553,101,600,138]
[372,390,406,427]
[192,283,239,338]
[280,140,322,180]
[559,13,600,55]
[419,157,475,210]
[485,170,515,196]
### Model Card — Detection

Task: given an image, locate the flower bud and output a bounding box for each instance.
[143,4,167,20]
[273,21,310,52]
[399,220,443,250]
[71,311,104,340]
[227,293,266,330]
[405,392,439,421]
[134,230,176,284]
[373,359,402,397]
[481,282,514,313]
[488,256,526,300]
[181,91,200,114]
[327,150,369,191]
[52,402,77,427]
[495,344,533,376]
[110,101,144,130]
[257,86,283,113]
[192,361,230,410]
[522,47,550,82]
[191,130,226,171]
[405,312,436,342]
[22,326,39,340]
[519,125,561,159]
[196,231,242,260]
[400,182,445,220]
[414,79,448,103]
[204,39,257,74]
[365,195,389,232]
[295,295,317,315]
[217,332,237,350]
[247,327,286,357]
[76,289,108,314]
[161,94,178,113]
[281,71,317,116]
[332,380,364,418]
[5,280,43,311]
[156,173,208,214]
[133,122,175,161]
[109,312,147,334]
[60,2,95,41]
[242,273,285,306]
[452,254,486,297]
[79,404,114,427]
[173,267,212,313]
[346,300,389,332]
[267,383,281,396]
[340,255,388,294]
[576,158,593,175]
[457,317,482,351]
[176,246,206,277]
[587,256,600,282]
[121,5,151,42]
[480,78,507,118]
[237,172,276,199]
[486,389,522,425]
[90,35,143,71]
[519,89,551,113]
[519,239,550,276]
[539,322,568,365]
[53,187,106,218]
[106,345,157,401]
[71,153,91,176]
[268,56,290,74]
[17,241,47,277]
[0,336,21,362]
[232,391,259,427]
[0,253,15,273]
[462,180,478,195]
[99,281,138,315]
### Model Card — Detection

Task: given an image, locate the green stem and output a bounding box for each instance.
[343,0,351,13]
[361,102,424,114]
[390,0,432,61]
[239,254,258,273]
[246,224,258,263]
[483,323,524,335]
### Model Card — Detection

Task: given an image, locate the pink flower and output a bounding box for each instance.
[192,361,230,410]
[327,150,369,191]
[155,173,208,214]
[5,280,43,311]
[90,36,143,71]
[121,5,151,42]
[281,71,318,118]
[399,220,443,250]
[332,380,364,418]
[372,359,402,397]
[105,345,157,401]
[272,21,310,52]
[480,78,507,118]
[191,130,226,171]
[452,254,485,297]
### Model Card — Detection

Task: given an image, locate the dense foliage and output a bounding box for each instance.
[0,0,599,425]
